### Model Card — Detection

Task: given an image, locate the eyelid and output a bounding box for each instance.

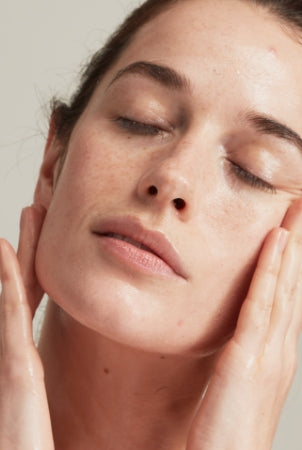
[113,116,174,134]
[132,116,173,131]
[226,159,277,194]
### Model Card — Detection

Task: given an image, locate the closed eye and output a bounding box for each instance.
[228,160,277,194]
[113,117,166,136]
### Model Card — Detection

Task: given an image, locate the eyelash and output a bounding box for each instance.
[228,161,277,194]
[114,117,277,194]
[114,117,164,136]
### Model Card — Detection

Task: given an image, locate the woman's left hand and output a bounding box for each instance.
[187,199,302,450]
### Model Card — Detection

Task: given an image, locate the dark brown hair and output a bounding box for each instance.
[52,0,302,144]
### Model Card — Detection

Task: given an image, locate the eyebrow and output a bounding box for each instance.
[108,61,191,92]
[245,112,302,155]
[108,61,302,155]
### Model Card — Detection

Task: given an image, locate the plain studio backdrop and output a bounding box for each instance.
[1,1,301,448]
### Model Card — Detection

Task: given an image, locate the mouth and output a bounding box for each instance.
[92,217,188,280]
[102,233,157,254]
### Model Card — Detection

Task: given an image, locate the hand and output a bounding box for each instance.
[0,206,54,450]
[187,199,302,450]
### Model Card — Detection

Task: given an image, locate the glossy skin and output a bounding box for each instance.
[35,0,302,356]
[1,0,302,449]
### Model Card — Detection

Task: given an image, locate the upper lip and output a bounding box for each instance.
[92,216,188,279]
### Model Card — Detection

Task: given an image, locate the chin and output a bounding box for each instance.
[36,277,241,360]
[35,235,251,359]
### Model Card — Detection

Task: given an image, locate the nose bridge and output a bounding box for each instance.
[167,138,199,169]
[154,142,195,190]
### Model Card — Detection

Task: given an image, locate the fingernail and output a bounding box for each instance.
[278,228,289,253]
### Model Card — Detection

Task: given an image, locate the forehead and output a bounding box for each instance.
[99,0,302,132]
[124,0,301,62]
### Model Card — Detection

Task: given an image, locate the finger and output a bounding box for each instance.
[280,198,302,233]
[268,233,302,344]
[286,270,302,344]
[275,271,302,403]
[17,205,46,317]
[233,227,288,355]
[268,200,302,343]
[279,262,302,366]
[0,239,35,360]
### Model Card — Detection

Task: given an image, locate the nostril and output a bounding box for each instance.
[148,185,158,196]
[173,198,186,210]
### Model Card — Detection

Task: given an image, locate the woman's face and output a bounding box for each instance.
[36,0,302,356]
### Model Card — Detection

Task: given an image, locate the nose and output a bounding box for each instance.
[136,155,194,219]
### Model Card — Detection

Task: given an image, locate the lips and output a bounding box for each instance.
[92,216,187,279]
[102,233,155,253]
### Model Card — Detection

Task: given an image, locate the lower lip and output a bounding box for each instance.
[95,235,177,278]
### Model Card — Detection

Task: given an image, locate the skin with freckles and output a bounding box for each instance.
[35,0,302,356]
[1,1,302,449]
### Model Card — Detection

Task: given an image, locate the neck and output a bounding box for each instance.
[38,300,216,450]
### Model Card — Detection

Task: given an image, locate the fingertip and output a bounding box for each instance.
[19,207,28,232]
[0,238,14,256]
[264,227,288,254]
[31,203,47,216]
[30,204,47,229]
[0,239,15,283]
[281,198,302,231]
[19,205,47,237]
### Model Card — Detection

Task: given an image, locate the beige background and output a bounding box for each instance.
[0,1,301,448]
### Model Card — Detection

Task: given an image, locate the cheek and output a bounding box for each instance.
[206,191,288,290]
[186,191,289,339]
[67,123,140,188]
[207,187,288,253]
[34,135,147,336]
[48,137,140,227]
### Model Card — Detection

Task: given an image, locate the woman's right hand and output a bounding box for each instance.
[0,206,54,450]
